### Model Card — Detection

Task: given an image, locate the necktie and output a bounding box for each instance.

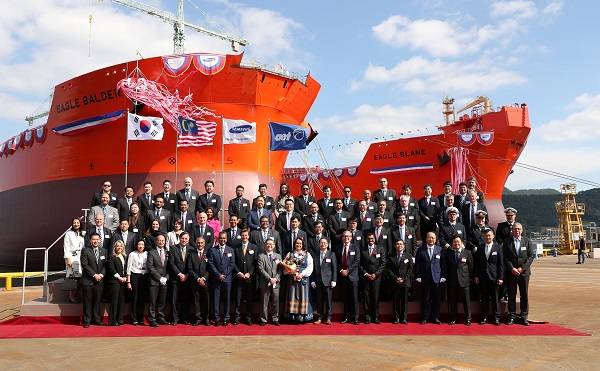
[515,239,520,255]
[304,196,308,203]
[486,244,491,259]
[292,231,297,244]
[287,213,291,230]
[238,198,242,209]
[127,198,132,207]
[376,228,380,240]
[455,250,459,263]
[258,209,263,217]
[383,190,386,198]
[97,228,103,246]
[182,212,186,226]
[345,199,349,207]
[242,244,247,256]
[428,247,433,260]
[397,254,402,265]
[147,194,151,204]
[400,227,405,241]
[101,206,107,219]
[165,193,169,200]
[262,230,268,241]
[320,252,325,264]
[313,214,317,222]
[94,248,99,262]
[369,245,374,256]
[199,226,204,236]
[159,249,165,265]
[221,247,225,256]
[361,212,365,221]
[337,212,341,222]
[471,205,475,224]
[343,245,348,267]
[231,229,235,239]
[181,246,186,262]
[186,190,190,202]
[427,197,430,206]
[155,209,160,218]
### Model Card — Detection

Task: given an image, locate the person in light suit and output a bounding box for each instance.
[88,193,120,231]
[257,239,282,326]
[503,223,535,326]
[80,233,107,328]
[207,231,235,326]
[415,231,446,324]
[310,238,337,325]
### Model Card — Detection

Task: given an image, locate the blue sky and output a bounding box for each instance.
[2,0,599,191]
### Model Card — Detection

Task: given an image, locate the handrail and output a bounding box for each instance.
[21,210,87,305]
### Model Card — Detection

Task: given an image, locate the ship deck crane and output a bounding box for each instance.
[110,0,249,54]
[456,96,493,116]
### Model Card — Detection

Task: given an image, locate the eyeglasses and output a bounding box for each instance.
[302,188,309,190]
[103,184,111,187]
[344,190,351,193]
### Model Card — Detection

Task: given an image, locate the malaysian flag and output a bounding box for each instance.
[177,116,217,147]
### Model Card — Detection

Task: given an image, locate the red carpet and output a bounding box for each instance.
[0,316,589,338]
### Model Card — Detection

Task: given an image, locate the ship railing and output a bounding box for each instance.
[21,210,87,305]
[239,62,306,84]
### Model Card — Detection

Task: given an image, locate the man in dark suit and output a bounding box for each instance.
[371,215,391,256]
[437,180,454,205]
[373,177,397,215]
[168,232,192,325]
[391,214,416,256]
[360,233,386,324]
[461,190,487,232]
[147,196,172,233]
[207,232,235,326]
[307,221,329,258]
[310,237,337,324]
[112,219,136,254]
[197,180,222,217]
[147,234,169,327]
[328,199,351,251]
[303,202,326,239]
[437,193,459,226]
[80,233,107,327]
[116,185,135,220]
[503,223,535,325]
[252,183,276,214]
[174,199,195,234]
[294,183,315,217]
[397,195,420,232]
[158,179,178,213]
[418,184,440,241]
[415,231,446,324]
[187,236,210,326]
[341,186,357,218]
[177,176,200,216]
[192,212,215,247]
[475,228,504,325]
[248,196,273,231]
[90,180,118,208]
[386,239,413,324]
[444,235,474,325]
[338,231,360,324]
[401,184,419,210]
[373,200,392,229]
[227,185,251,228]
[223,214,243,249]
[86,214,112,251]
[438,206,467,249]
[232,229,257,325]
[250,216,282,255]
[317,185,335,220]
[453,182,468,209]
[347,218,364,251]
[355,200,375,232]
[257,239,282,325]
[282,216,307,258]
[355,189,377,216]
[137,181,155,214]
[276,199,301,236]
[467,177,485,204]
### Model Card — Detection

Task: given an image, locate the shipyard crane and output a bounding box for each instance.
[110,0,249,54]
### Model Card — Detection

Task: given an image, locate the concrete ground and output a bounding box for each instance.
[0,255,597,370]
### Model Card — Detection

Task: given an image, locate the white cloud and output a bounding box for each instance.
[542,0,563,16]
[372,15,521,57]
[491,1,538,19]
[352,56,526,95]
[537,93,600,142]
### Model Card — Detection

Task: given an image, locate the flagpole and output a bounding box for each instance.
[221,118,225,222]
[125,123,129,186]
[175,129,179,188]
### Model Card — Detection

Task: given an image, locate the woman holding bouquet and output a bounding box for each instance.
[283,238,314,323]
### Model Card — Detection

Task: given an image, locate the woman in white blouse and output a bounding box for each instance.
[63,218,84,302]
[126,239,149,325]
[166,219,184,250]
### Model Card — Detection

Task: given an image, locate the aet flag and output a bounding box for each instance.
[127,112,164,141]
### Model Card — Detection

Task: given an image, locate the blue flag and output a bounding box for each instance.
[269,122,309,151]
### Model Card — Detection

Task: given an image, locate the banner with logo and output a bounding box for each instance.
[223,118,256,144]
[127,112,164,141]
[269,122,309,151]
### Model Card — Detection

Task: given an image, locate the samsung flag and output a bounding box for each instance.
[223,119,256,144]
[269,122,308,151]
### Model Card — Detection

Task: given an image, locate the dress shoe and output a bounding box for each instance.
[494,319,500,326]
[341,318,349,324]
[392,318,400,324]
[465,319,472,326]
[325,319,332,325]
[232,319,239,326]
[222,321,228,326]
[170,321,177,326]
[192,321,200,326]
[448,320,455,325]
[479,317,487,325]
[158,319,169,325]
[82,323,90,328]
[433,318,441,325]
[507,318,514,325]
[373,319,380,324]
[420,320,427,325]
[204,319,210,326]
[364,319,371,325]
[150,322,158,327]
[110,323,118,326]
[523,319,530,326]
[132,321,139,326]
[93,322,104,326]
[259,322,266,326]
[314,319,322,325]
[576,262,581,264]
[272,321,280,326]
[352,320,359,325]
[246,319,253,326]
[400,320,408,324]
[117,321,124,326]
[212,321,220,327]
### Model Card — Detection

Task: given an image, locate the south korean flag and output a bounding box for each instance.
[127,112,164,141]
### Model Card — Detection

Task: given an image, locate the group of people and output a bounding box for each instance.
[63,176,535,328]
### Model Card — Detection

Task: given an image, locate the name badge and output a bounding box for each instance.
[412,257,416,263]
[133,228,138,233]
[404,259,409,263]
[266,202,271,206]
[408,235,413,239]
[375,253,381,258]
[111,196,116,200]
[366,218,371,222]
[100,256,105,260]
[350,251,356,256]
[409,203,415,207]
[435,254,440,259]
[227,253,232,257]
[108,215,113,218]
[211,199,216,203]
[491,251,498,256]
[461,257,467,262]
[388,196,393,201]
[383,235,388,239]
[431,201,436,205]
[169,200,175,204]
[368,206,374,210]
[105,235,110,239]
[409,216,414,219]
[249,250,255,255]
[520,246,526,251]
[356,236,362,240]
[383,219,389,223]
[160,216,165,220]
[328,202,333,206]
[236,235,241,239]
[243,203,248,207]
[274,259,280,264]
[187,220,192,224]
[457,230,462,235]
[206,232,212,236]
[192,196,196,200]
[325,258,331,263]
[341,217,347,222]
